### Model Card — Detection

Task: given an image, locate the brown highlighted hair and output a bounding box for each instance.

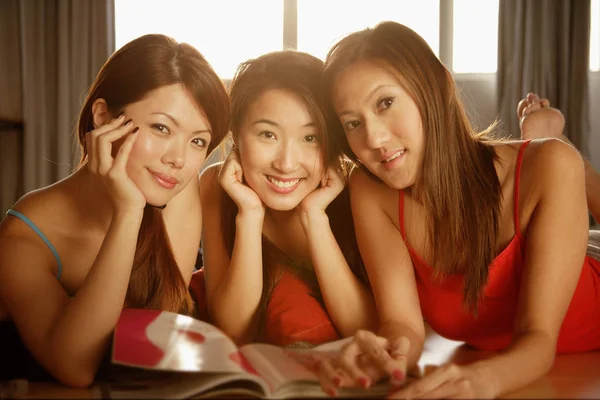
[222,51,367,331]
[323,21,501,312]
[77,34,230,315]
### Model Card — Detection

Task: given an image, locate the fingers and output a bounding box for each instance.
[387,336,410,384]
[219,150,244,186]
[98,120,135,175]
[86,115,135,175]
[354,331,406,386]
[316,359,342,397]
[113,127,139,171]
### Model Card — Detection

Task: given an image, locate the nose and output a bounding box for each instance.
[364,116,390,150]
[272,140,299,173]
[162,137,186,169]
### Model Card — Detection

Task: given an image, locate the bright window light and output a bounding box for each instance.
[453,0,499,73]
[592,0,600,71]
[114,0,283,79]
[297,0,440,62]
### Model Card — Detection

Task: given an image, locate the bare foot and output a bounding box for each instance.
[517,92,565,140]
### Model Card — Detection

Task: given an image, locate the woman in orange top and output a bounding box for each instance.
[316,21,600,398]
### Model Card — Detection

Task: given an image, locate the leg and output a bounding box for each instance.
[517,93,600,223]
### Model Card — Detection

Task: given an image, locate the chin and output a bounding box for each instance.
[263,197,303,212]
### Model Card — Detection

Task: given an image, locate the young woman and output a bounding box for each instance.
[315,21,600,398]
[199,51,376,347]
[0,34,229,387]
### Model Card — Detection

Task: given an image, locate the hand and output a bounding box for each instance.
[85,114,145,215]
[218,149,264,215]
[316,330,410,396]
[389,363,496,399]
[299,165,345,221]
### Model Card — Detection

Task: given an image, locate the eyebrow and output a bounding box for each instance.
[338,84,396,117]
[252,118,315,128]
[151,112,211,134]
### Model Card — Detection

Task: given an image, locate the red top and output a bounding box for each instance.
[399,140,600,353]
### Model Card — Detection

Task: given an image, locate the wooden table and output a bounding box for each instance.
[18,328,600,399]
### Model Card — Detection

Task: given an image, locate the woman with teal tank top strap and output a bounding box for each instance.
[0,34,230,387]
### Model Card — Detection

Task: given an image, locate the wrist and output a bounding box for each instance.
[236,209,265,224]
[112,210,144,225]
[298,208,329,228]
[468,361,500,398]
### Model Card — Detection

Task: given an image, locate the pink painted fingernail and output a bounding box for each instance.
[333,376,342,388]
[393,369,405,381]
[327,388,337,397]
[359,376,370,388]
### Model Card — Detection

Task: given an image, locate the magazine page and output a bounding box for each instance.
[240,340,390,398]
[94,371,268,399]
[112,308,252,374]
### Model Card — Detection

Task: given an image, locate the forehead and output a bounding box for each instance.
[129,83,210,129]
[332,60,404,106]
[244,88,315,125]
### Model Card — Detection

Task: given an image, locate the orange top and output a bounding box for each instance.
[399,140,600,353]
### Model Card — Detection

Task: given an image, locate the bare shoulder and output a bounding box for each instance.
[348,166,398,219]
[521,139,584,188]
[0,182,68,240]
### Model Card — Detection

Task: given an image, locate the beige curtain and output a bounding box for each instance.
[0,0,114,214]
[497,0,591,157]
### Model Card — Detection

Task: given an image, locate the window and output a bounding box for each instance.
[592,0,599,71]
[114,0,283,79]
[297,0,439,62]
[115,0,500,78]
[452,0,499,73]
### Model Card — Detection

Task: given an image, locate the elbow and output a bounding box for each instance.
[53,365,96,388]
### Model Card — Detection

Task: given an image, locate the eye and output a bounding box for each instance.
[191,138,208,148]
[305,134,318,143]
[343,120,360,131]
[377,97,394,111]
[260,131,276,140]
[152,123,170,134]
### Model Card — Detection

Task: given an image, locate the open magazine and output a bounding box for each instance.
[93,308,393,399]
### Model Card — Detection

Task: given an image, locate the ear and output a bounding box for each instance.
[91,98,111,129]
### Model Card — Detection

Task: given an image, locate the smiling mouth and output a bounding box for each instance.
[381,150,405,163]
[266,176,303,189]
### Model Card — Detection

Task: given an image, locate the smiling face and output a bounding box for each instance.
[118,83,211,206]
[236,88,324,211]
[331,60,424,190]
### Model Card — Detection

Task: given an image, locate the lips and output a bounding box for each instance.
[149,169,179,189]
[266,175,303,193]
[380,149,405,163]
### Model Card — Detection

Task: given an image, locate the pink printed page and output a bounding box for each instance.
[112,308,248,373]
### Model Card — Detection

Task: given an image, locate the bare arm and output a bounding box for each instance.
[0,210,142,388]
[300,210,377,336]
[349,169,425,369]
[470,139,588,397]
[199,165,265,344]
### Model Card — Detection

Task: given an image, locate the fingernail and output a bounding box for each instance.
[393,369,405,381]
[116,112,124,119]
[359,376,370,388]
[326,388,337,397]
[124,119,133,126]
[132,127,139,133]
[333,376,342,388]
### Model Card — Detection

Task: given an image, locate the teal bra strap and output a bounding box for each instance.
[6,209,63,280]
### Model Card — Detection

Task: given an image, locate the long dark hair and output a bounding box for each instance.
[77,34,230,315]
[323,22,501,312]
[222,50,367,330]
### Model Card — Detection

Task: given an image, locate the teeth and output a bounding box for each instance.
[267,176,301,189]
[384,150,404,163]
